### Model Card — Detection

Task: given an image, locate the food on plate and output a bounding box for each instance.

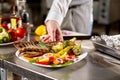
[0,26,10,43]
[8,29,18,41]
[14,41,49,57]
[38,41,50,50]
[14,37,82,66]
[15,27,26,38]
[1,23,9,31]
[0,17,26,44]
[52,37,76,53]
[72,41,82,56]
[52,42,64,53]
[8,27,26,42]
[20,52,44,58]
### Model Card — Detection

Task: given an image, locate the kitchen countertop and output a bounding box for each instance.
[0,36,120,80]
[2,50,120,80]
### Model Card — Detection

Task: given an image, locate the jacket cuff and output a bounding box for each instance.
[45,11,64,26]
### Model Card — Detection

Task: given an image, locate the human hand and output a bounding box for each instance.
[42,20,63,43]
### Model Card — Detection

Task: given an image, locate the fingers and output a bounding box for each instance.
[43,20,63,43]
[41,35,51,43]
[46,26,57,42]
[43,29,63,43]
[53,29,57,42]
[56,29,63,41]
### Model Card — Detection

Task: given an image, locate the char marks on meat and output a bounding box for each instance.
[14,41,49,53]
[14,41,59,58]
[20,52,43,58]
[14,41,49,57]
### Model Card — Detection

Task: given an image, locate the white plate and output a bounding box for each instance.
[0,37,25,46]
[15,51,88,67]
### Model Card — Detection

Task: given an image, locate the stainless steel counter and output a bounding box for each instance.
[0,37,120,80]
[2,51,120,80]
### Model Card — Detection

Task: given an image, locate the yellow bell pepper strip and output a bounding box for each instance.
[37,57,49,62]
[59,52,68,59]
[54,46,73,58]
[69,37,77,42]
[36,57,50,65]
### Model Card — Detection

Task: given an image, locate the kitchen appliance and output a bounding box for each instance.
[94,0,120,24]
[93,0,120,34]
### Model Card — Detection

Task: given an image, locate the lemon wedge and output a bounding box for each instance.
[35,25,46,36]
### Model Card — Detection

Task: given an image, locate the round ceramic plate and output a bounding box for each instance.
[15,51,88,67]
[0,37,25,46]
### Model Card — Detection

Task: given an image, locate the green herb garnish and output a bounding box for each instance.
[29,59,37,63]
[39,41,50,50]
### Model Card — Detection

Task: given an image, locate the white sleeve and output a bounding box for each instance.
[45,0,72,26]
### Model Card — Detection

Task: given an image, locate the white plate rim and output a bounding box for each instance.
[15,51,88,67]
[0,36,25,46]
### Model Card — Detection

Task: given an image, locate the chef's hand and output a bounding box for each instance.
[42,20,63,43]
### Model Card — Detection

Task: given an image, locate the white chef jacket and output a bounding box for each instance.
[45,0,93,35]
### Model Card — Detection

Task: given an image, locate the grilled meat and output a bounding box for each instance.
[14,41,50,58]
[20,52,43,58]
[14,41,49,52]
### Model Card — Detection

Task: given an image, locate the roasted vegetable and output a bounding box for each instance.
[69,37,77,42]
[54,46,73,58]
[72,41,82,56]
[59,52,68,59]
[0,26,10,43]
[52,42,64,52]
[63,37,76,48]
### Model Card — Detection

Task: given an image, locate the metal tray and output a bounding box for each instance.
[92,35,120,60]
[93,40,120,60]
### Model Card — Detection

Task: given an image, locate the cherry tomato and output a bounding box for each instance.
[1,24,9,30]
[49,56,55,62]
[15,27,26,38]
[8,29,18,41]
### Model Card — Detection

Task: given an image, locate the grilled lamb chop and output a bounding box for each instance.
[14,41,50,58]
[20,52,43,58]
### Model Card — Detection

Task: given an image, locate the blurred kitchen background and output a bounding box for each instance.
[0,0,120,36]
